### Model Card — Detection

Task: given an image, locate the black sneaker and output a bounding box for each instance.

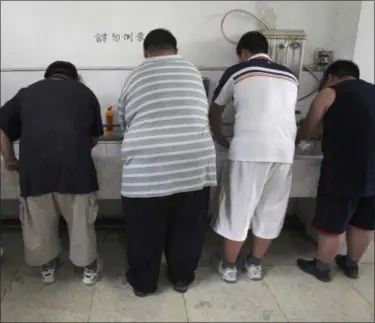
[173,281,189,294]
[122,272,153,297]
[297,258,332,282]
[133,289,149,298]
[335,255,359,279]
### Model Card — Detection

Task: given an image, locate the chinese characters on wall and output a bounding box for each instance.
[95,32,145,43]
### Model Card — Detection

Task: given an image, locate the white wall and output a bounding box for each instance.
[353,1,374,83]
[0,1,363,118]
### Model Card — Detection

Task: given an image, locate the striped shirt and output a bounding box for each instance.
[117,55,217,198]
[213,54,299,163]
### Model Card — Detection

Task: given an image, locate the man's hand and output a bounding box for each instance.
[209,103,230,149]
[215,134,230,149]
[297,118,305,127]
[4,157,19,171]
[296,88,335,144]
[0,130,19,171]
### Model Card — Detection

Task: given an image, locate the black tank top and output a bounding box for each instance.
[319,79,375,196]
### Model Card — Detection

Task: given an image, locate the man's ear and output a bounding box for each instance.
[174,48,179,55]
[318,75,328,92]
[143,49,148,58]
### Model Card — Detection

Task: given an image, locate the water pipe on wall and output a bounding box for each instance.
[220,9,321,102]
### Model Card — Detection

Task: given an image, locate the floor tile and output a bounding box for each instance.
[1,228,373,322]
[183,267,287,322]
[264,265,374,322]
[346,264,374,306]
[359,240,374,264]
[0,263,94,322]
[1,263,19,300]
[91,232,186,322]
[88,271,187,322]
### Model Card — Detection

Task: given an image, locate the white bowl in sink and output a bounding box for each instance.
[294,141,323,160]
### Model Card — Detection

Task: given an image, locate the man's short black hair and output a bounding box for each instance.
[324,60,360,79]
[236,31,269,56]
[143,28,177,52]
[44,61,79,80]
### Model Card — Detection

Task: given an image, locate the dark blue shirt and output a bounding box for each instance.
[0,77,104,198]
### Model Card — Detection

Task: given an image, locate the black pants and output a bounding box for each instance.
[122,187,210,294]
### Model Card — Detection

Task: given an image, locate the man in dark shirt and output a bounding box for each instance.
[296,60,375,282]
[0,61,104,285]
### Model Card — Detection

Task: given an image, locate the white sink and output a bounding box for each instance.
[294,141,323,160]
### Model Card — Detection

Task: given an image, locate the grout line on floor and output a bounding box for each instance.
[182,294,190,323]
[86,283,97,322]
[1,265,20,301]
[263,278,290,322]
[343,270,375,308]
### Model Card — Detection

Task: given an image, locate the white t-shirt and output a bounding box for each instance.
[213,54,298,164]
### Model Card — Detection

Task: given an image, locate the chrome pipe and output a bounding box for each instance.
[103,124,121,128]
[1,66,227,72]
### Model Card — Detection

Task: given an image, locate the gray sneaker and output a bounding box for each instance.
[211,255,237,283]
[83,259,103,285]
[40,259,58,284]
[244,261,263,281]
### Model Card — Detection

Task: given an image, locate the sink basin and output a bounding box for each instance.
[294,141,323,160]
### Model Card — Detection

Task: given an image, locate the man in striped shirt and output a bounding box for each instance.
[117,28,216,297]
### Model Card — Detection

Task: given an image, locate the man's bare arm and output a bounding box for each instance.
[296,88,335,144]
[0,130,19,171]
[209,103,229,148]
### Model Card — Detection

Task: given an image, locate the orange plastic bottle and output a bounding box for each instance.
[105,106,113,136]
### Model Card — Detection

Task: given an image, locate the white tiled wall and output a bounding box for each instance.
[1,68,321,123]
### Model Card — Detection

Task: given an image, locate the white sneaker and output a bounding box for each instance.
[244,262,263,281]
[40,260,57,284]
[82,259,103,285]
[212,255,237,283]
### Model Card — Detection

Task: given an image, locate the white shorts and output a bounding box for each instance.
[212,161,292,241]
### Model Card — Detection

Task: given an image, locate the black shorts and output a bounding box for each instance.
[313,194,375,234]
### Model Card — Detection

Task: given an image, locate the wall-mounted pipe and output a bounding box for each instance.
[0,66,229,72]
[103,124,121,128]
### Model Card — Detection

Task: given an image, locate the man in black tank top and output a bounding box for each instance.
[296,60,375,282]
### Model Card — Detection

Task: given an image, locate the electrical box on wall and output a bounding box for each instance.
[315,50,333,71]
[259,29,306,80]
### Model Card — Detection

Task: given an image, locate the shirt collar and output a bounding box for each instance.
[248,53,271,61]
[145,54,182,62]
[50,74,69,81]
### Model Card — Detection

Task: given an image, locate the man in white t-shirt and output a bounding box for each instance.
[209,31,298,282]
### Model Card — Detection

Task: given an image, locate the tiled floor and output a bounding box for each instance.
[1,228,374,322]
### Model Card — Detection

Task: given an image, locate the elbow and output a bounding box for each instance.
[0,129,10,146]
[92,137,98,148]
